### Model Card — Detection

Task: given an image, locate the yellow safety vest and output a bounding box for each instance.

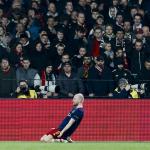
[130,89,140,99]
[114,88,140,99]
[17,90,37,99]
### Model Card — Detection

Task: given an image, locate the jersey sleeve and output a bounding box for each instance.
[71,109,83,121]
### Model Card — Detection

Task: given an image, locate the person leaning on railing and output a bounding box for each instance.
[14,80,37,99]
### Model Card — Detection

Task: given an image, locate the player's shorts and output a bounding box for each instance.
[46,128,61,138]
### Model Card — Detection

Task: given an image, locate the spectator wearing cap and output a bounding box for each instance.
[0,58,16,98]
[112,58,134,86]
[87,56,114,97]
[16,57,40,89]
[90,0,98,11]
[36,62,59,98]
[57,62,84,97]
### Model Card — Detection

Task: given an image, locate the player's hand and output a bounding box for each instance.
[57,131,63,138]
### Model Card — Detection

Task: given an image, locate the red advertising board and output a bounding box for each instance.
[0,99,150,141]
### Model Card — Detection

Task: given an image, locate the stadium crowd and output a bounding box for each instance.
[0,0,150,98]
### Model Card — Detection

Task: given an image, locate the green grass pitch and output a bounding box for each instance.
[0,142,150,150]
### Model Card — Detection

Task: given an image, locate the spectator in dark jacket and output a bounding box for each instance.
[0,58,16,97]
[129,39,145,75]
[138,58,150,97]
[87,56,114,97]
[57,62,84,97]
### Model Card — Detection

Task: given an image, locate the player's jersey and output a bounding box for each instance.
[58,107,84,138]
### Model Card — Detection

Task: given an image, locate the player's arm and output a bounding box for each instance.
[58,118,75,138]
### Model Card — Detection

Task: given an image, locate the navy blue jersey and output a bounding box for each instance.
[58,107,84,139]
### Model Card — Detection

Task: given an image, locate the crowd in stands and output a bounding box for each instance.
[0,0,150,98]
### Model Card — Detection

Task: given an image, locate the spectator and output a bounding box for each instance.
[102,42,114,69]
[113,58,134,86]
[16,57,40,89]
[133,14,143,31]
[77,55,93,96]
[138,58,150,97]
[9,42,24,68]
[19,33,33,58]
[71,45,87,70]
[113,78,139,98]
[0,58,16,98]
[69,26,87,56]
[87,56,114,97]
[103,24,116,49]
[30,41,48,73]
[57,53,70,73]
[36,63,59,98]
[45,16,57,42]
[129,39,145,75]
[52,43,66,73]
[87,26,105,57]
[57,62,84,97]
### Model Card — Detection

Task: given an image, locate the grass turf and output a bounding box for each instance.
[0,142,150,150]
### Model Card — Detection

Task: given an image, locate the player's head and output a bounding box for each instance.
[72,93,84,106]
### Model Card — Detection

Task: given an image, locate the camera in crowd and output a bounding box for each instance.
[35,85,60,95]
[118,78,150,97]
[39,85,60,93]
[130,83,150,96]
